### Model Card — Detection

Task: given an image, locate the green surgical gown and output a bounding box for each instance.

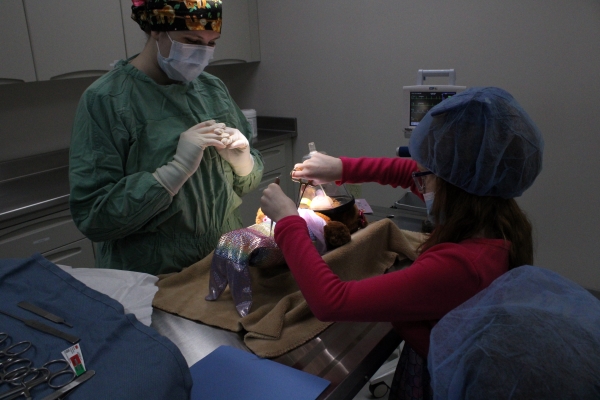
[69,59,264,275]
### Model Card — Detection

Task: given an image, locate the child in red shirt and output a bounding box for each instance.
[261,87,544,400]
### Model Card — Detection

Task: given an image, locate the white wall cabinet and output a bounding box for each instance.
[23,0,126,81]
[0,0,36,83]
[121,0,148,59]
[120,0,260,64]
[2,0,259,84]
[210,0,260,65]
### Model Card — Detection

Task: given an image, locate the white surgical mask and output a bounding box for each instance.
[156,33,215,83]
[423,191,436,225]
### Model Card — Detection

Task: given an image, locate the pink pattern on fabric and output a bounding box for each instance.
[132,0,145,6]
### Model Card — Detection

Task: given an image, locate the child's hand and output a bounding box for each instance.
[260,184,298,222]
[291,152,343,185]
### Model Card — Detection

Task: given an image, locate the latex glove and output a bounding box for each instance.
[216,127,254,176]
[291,152,343,185]
[261,183,299,223]
[153,120,226,196]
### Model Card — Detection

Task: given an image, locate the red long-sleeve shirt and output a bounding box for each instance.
[274,157,510,358]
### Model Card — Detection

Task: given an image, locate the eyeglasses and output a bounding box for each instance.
[412,170,434,193]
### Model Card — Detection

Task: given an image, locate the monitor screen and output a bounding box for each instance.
[409,91,456,126]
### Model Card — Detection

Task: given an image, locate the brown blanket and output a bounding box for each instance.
[152,218,426,358]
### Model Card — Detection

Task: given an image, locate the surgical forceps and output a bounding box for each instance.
[0,333,33,385]
[0,359,76,400]
[0,333,84,400]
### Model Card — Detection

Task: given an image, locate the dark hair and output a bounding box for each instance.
[420,178,533,269]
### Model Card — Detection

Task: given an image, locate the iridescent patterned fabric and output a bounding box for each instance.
[205,222,286,317]
[131,0,223,32]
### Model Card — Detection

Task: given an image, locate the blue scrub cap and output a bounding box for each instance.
[408,87,544,198]
[429,266,600,399]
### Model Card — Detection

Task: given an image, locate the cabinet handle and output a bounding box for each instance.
[50,71,108,80]
[44,247,83,264]
[262,148,282,157]
[0,216,73,244]
[208,59,247,66]
[0,78,26,84]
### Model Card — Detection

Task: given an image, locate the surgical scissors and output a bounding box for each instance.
[0,333,76,400]
[0,333,32,362]
[0,359,75,400]
[0,333,33,385]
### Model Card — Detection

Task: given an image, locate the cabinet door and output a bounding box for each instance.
[238,139,296,227]
[0,210,86,259]
[23,0,127,81]
[258,141,295,195]
[238,168,284,228]
[260,143,287,172]
[0,0,36,83]
[210,0,260,65]
[43,238,96,269]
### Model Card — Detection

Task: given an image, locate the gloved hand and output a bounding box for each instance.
[216,127,254,176]
[291,152,343,185]
[153,120,226,196]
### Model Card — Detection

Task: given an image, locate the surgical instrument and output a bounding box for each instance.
[17,302,73,329]
[269,176,280,236]
[0,359,76,400]
[0,309,79,344]
[0,334,33,384]
[41,370,95,400]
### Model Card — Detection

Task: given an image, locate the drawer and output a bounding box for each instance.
[259,144,286,174]
[0,210,86,258]
[43,238,96,269]
[238,168,286,227]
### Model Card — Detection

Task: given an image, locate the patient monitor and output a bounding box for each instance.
[401,69,466,138]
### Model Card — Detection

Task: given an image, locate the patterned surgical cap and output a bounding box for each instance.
[131,0,223,32]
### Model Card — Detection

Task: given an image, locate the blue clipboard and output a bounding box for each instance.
[189,345,330,400]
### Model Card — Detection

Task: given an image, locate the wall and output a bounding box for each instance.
[214,0,600,290]
[1,1,599,290]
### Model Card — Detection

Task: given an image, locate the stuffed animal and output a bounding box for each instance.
[256,191,368,252]
[206,190,368,317]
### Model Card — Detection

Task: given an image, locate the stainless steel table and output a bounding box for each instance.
[272,312,404,400]
[151,203,425,400]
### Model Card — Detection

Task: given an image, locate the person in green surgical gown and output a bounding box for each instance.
[69,0,264,275]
